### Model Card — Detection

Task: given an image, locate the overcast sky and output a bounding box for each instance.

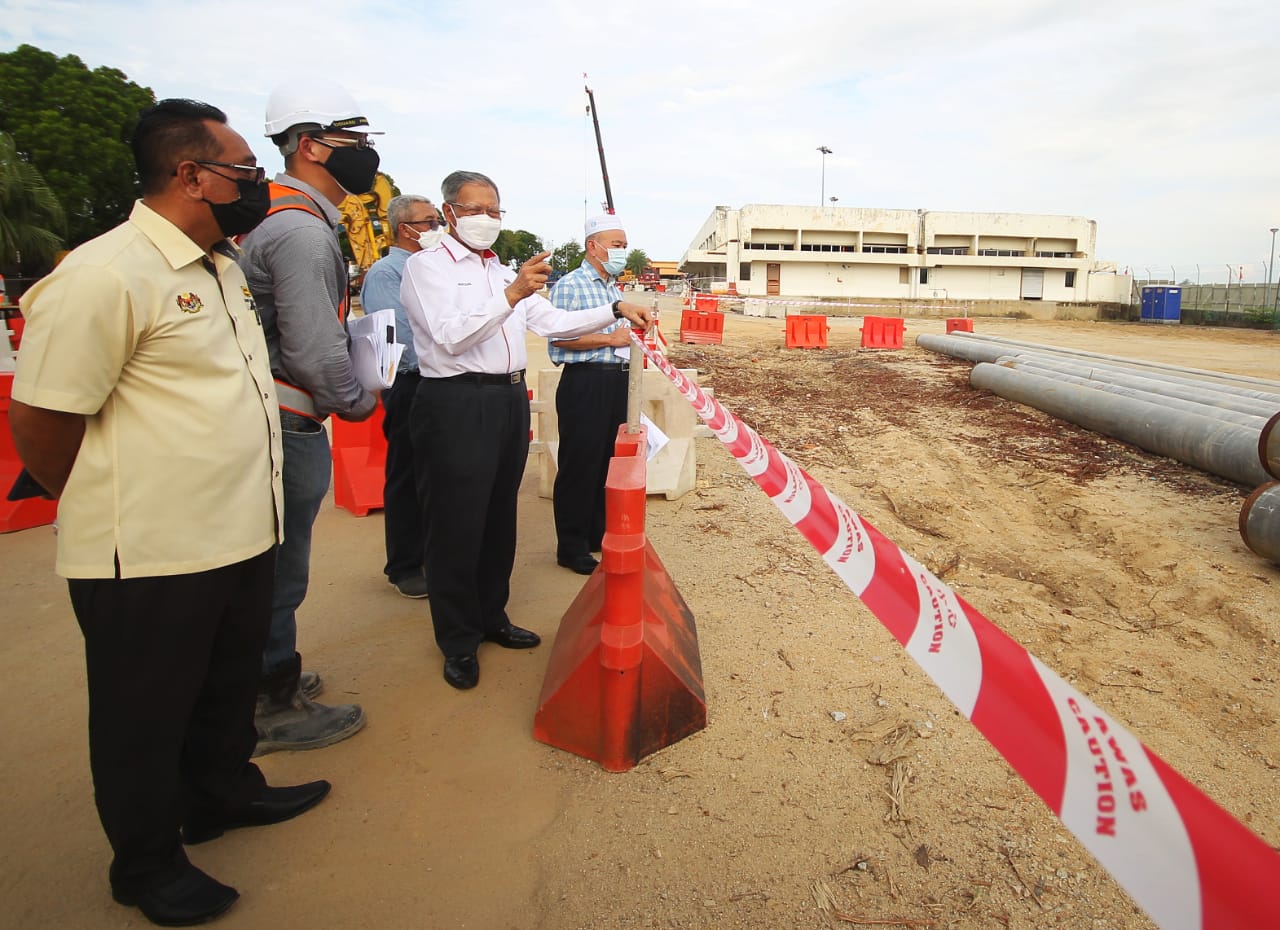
[4,0,1277,283]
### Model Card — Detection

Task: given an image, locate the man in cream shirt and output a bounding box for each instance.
[10,99,331,927]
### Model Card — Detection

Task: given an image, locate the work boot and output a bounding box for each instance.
[253,653,364,757]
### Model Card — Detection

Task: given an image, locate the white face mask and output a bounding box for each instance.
[416,228,445,250]
[451,212,502,250]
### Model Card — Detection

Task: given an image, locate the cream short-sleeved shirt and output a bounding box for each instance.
[13,201,284,579]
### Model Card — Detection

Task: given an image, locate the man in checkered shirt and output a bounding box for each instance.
[547,215,634,575]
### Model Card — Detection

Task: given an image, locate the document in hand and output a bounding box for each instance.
[348,308,404,391]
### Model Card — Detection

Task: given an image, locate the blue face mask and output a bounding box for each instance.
[601,247,627,277]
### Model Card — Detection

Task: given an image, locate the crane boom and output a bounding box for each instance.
[584,78,615,215]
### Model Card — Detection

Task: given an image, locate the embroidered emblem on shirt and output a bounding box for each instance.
[241,285,262,325]
[176,292,203,314]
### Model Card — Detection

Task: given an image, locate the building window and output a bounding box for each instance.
[1065,270,1076,288]
[862,245,908,254]
[740,263,751,281]
[977,248,1025,257]
[926,246,969,255]
[919,268,930,284]
[1035,251,1073,258]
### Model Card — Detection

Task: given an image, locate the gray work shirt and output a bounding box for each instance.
[237,173,375,421]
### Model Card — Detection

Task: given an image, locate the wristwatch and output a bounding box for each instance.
[611,299,623,319]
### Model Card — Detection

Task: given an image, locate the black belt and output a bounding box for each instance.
[566,361,629,372]
[431,369,525,386]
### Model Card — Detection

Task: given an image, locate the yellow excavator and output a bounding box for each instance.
[338,171,395,285]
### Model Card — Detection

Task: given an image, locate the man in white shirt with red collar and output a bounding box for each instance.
[400,170,650,690]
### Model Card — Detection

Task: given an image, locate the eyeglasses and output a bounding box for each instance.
[309,134,376,150]
[182,161,267,183]
[447,201,506,219]
[404,217,442,230]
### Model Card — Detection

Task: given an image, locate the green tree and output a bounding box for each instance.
[0,44,155,247]
[0,132,66,269]
[493,229,544,268]
[551,240,585,274]
[625,248,649,276]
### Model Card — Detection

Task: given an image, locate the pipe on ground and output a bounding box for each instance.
[1262,412,1280,480]
[948,331,1280,393]
[1239,482,1280,565]
[969,363,1272,487]
[994,359,1267,429]
[1004,356,1280,419]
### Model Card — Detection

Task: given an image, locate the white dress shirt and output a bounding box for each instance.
[400,235,618,377]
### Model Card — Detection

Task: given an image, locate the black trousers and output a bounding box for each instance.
[553,364,629,559]
[381,370,424,583]
[67,549,274,895]
[410,376,529,657]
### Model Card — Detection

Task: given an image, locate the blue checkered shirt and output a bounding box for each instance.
[547,261,624,365]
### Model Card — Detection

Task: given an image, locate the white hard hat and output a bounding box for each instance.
[264,77,385,138]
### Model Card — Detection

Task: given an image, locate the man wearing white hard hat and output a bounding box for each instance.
[237,78,380,754]
[547,214,634,575]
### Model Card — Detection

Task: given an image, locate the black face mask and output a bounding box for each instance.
[322,145,380,195]
[205,178,271,238]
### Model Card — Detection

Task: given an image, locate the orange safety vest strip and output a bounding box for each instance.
[263,183,350,420]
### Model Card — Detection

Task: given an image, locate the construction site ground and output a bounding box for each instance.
[1,306,1277,929]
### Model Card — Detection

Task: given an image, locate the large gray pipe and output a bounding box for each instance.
[918,332,1016,364]
[950,332,1280,393]
[1239,482,1280,565]
[969,363,1272,487]
[1263,412,1280,480]
[994,359,1268,429]
[1006,356,1280,419]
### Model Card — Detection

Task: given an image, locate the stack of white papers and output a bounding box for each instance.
[348,308,404,391]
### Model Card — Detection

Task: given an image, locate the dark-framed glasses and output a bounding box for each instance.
[309,134,376,150]
[447,201,506,219]
[194,160,267,183]
[405,217,442,230]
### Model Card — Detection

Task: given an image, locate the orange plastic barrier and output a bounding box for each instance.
[694,294,719,313]
[331,398,386,516]
[679,309,725,345]
[946,317,974,334]
[1,372,58,533]
[860,315,905,349]
[534,424,706,772]
[784,314,828,349]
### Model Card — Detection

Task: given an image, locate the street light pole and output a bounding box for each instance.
[1267,227,1278,311]
[817,146,832,206]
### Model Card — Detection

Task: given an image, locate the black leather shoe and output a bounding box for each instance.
[557,553,599,575]
[112,862,238,926]
[443,653,479,689]
[483,623,542,649]
[182,780,331,845]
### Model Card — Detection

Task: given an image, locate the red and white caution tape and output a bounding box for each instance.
[634,336,1280,930]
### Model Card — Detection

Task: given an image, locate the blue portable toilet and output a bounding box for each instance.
[1140,286,1181,323]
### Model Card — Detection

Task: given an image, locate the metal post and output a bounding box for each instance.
[1267,227,1278,313]
[817,146,832,206]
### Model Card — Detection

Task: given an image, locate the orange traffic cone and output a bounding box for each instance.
[533,425,706,772]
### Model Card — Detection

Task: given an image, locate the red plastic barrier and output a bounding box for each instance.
[534,424,706,772]
[331,398,386,516]
[0,372,58,533]
[784,314,828,349]
[679,309,725,345]
[860,315,905,349]
[946,317,974,334]
[694,294,719,313]
[6,312,24,352]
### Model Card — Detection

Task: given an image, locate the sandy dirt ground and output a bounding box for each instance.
[1,306,1277,930]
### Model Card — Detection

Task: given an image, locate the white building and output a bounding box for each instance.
[680,204,1131,304]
